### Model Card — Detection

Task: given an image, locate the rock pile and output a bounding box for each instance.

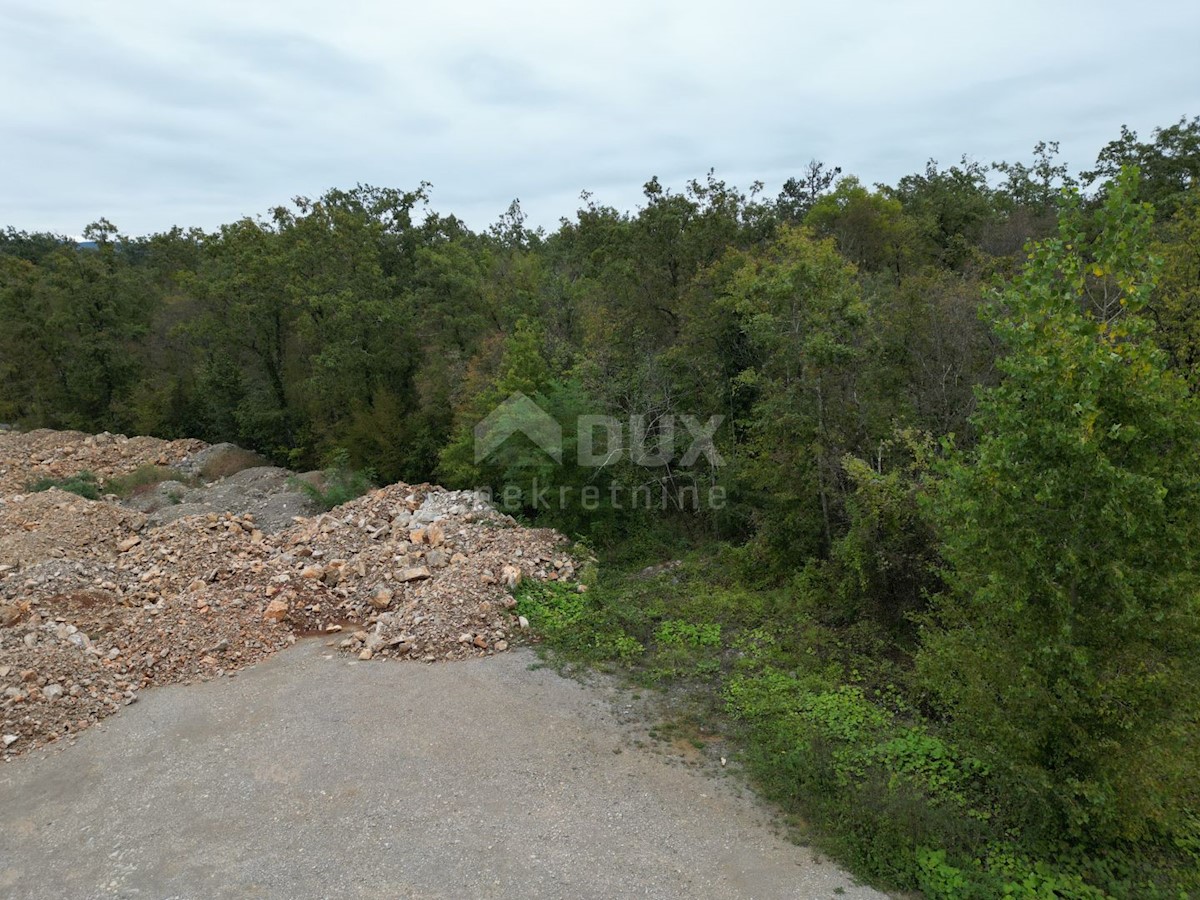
[0,431,577,759]
[0,489,147,569]
[0,429,204,495]
[133,466,315,534]
[273,485,572,661]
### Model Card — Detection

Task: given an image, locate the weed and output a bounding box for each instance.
[198,447,269,481]
[291,448,375,511]
[103,465,191,499]
[511,548,1198,897]
[27,471,102,500]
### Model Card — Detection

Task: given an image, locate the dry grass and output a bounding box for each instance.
[199,447,270,481]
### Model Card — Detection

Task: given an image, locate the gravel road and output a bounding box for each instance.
[0,641,888,899]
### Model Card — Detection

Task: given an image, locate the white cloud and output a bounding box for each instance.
[1,0,1197,235]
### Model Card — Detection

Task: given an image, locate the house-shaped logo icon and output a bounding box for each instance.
[474,392,563,464]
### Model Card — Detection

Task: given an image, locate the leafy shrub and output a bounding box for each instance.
[293,448,376,511]
[514,579,588,639]
[649,619,722,679]
[723,666,1002,888]
[654,619,721,648]
[918,170,1200,846]
[514,579,645,663]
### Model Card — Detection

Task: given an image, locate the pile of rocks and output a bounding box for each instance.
[0,489,148,569]
[273,485,574,661]
[131,466,316,534]
[0,429,204,495]
[0,431,579,759]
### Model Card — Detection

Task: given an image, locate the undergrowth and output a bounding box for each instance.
[104,465,192,498]
[291,448,376,511]
[513,549,1199,899]
[27,470,103,500]
[27,465,194,501]
[28,465,194,501]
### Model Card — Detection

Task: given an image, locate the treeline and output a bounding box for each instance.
[4,116,1200,895]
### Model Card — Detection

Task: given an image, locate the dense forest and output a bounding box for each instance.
[4,116,1200,897]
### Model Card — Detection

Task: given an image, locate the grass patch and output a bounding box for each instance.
[198,447,269,481]
[27,470,102,500]
[28,465,197,501]
[103,465,192,499]
[512,547,1199,899]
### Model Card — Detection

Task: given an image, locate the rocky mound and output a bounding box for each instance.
[275,485,572,659]
[0,430,578,760]
[0,489,147,569]
[0,429,205,495]
[130,466,315,534]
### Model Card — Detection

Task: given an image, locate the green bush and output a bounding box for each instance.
[918,170,1200,847]
[293,448,376,511]
[514,579,644,663]
[508,549,1199,896]
[27,470,101,500]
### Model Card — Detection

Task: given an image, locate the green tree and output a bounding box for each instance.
[0,224,156,430]
[917,169,1200,844]
[805,177,923,277]
[1148,185,1200,388]
[720,226,872,558]
[1084,115,1200,220]
[776,160,842,224]
[887,158,999,269]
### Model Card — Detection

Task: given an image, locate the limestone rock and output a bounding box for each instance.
[263,598,289,623]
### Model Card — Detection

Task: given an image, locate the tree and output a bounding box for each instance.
[887,158,999,269]
[1084,116,1200,220]
[776,160,842,223]
[917,169,1200,844]
[719,226,871,558]
[0,224,157,431]
[1148,185,1200,388]
[993,141,1076,216]
[805,177,923,276]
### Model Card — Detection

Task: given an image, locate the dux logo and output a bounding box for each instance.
[475,392,724,468]
[474,392,563,464]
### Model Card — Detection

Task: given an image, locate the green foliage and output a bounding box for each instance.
[653,619,721,648]
[805,176,923,274]
[294,448,376,511]
[919,168,1200,845]
[1149,185,1200,387]
[27,471,102,500]
[29,465,192,500]
[723,663,995,889]
[514,578,644,663]
[650,619,722,679]
[795,429,940,641]
[887,157,1000,268]
[717,225,873,560]
[1085,115,1200,219]
[103,465,190,499]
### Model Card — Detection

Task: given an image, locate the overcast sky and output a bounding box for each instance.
[2,0,1197,236]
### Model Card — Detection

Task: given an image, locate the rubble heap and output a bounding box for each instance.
[275,485,573,661]
[0,429,205,495]
[0,431,577,760]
